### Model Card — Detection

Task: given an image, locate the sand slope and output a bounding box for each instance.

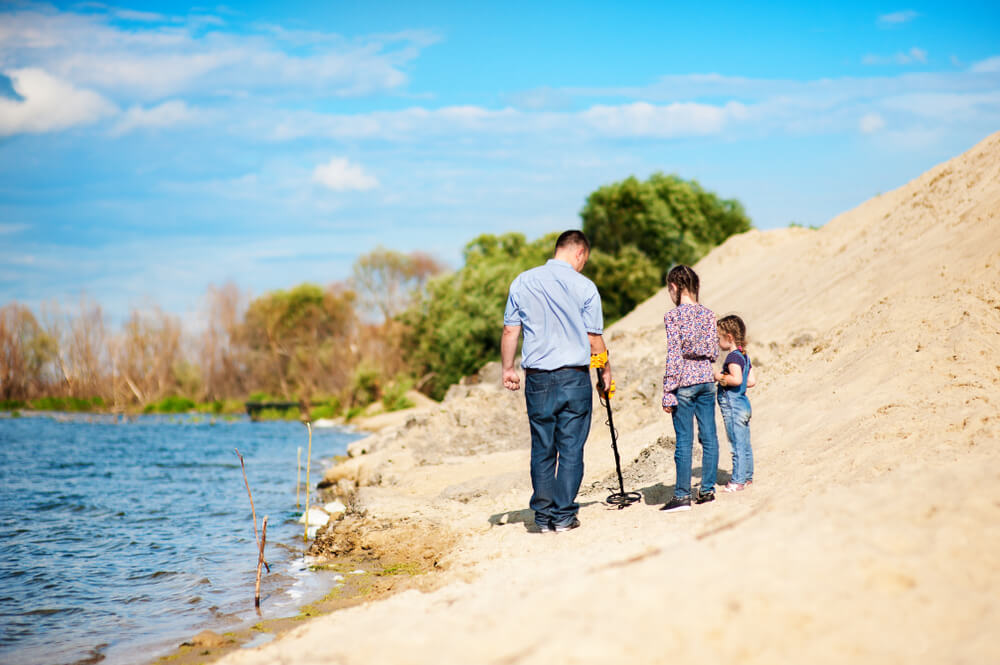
[219,132,1000,665]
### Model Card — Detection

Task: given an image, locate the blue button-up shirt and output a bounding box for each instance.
[503,259,604,370]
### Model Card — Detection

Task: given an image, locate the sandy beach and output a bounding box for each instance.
[215,131,1000,664]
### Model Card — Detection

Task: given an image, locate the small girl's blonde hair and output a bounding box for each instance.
[717,314,747,350]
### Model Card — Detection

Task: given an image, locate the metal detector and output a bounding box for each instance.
[595,366,641,508]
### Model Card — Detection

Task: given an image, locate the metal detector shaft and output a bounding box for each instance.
[595,366,641,508]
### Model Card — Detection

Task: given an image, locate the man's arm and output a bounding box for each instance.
[589,333,611,393]
[501,325,522,391]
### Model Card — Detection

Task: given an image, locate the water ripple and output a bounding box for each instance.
[0,416,357,665]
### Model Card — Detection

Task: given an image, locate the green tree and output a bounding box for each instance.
[581,173,752,282]
[240,283,356,399]
[352,247,445,321]
[582,245,660,322]
[401,232,556,399]
[0,304,58,400]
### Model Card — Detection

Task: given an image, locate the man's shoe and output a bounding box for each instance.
[660,496,692,512]
[535,522,555,533]
[695,491,715,504]
[554,518,580,532]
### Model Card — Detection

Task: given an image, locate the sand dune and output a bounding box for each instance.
[219,131,1000,665]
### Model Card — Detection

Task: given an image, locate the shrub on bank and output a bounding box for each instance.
[255,406,300,421]
[382,377,415,412]
[143,396,196,414]
[194,399,245,415]
[30,396,105,411]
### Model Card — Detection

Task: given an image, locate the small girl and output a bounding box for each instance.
[714,315,756,492]
[661,265,720,513]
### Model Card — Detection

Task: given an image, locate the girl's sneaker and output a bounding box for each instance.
[723,482,746,493]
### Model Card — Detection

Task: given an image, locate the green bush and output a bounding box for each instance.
[143,396,196,414]
[255,406,300,421]
[30,396,101,412]
[350,365,380,406]
[309,404,339,420]
[0,400,26,411]
[382,377,415,412]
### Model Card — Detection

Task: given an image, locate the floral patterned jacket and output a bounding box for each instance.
[663,304,719,408]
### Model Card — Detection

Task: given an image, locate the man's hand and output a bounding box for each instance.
[500,324,522,391]
[599,366,613,396]
[502,368,521,391]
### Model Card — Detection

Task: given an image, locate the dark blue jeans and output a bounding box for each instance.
[525,368,593,529]
[670,381,719,499]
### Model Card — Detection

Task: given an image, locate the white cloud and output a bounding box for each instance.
[582,101,745,137]
[113,9,167,22]
[112,100,202,135]
[0,223,30,235]
[0,68,116,136]
[0,6,433,103]
[312,158,379,191]
[859,112,886,133]
[862,47,927,66]
[878,10,919,26]
[970,56,1000,73]
[270,101,747,142]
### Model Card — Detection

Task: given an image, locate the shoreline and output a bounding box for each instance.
[148,451,457,665]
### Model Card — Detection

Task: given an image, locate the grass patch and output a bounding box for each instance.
[0,399,26,411]
[377,562,423,577]
[30,396,104,411]
[255,407,300,421]
[381,377,415,413]
[143,396,196,414]
[193,399,245,415]
[308,404,339,420]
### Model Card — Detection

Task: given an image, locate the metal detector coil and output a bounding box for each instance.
[594,362,641,509]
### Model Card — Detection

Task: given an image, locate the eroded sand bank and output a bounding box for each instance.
[218,131,1000,665]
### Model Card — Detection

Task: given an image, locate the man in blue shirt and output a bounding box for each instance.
[501,230,612,533]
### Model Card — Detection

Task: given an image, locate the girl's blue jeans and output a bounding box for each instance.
[670,382,719,498]
[717,388,753,484]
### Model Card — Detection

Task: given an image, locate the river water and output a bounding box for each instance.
[0,413,360,665]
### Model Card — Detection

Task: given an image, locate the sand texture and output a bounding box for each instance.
[218,132,1000,664]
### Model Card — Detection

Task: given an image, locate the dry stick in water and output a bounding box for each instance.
[296,446,302,508]
[303,422,313,541]
[235,448,270,573]
[254,516,268,610]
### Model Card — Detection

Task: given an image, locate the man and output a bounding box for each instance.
[501,230,611,533]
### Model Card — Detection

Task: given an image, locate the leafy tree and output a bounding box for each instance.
[582,245,661,322]
[581,173,751,282]
[0,304,58,400]
[402,232,556,399]
[240,283,356,399]
[352,247,445,321]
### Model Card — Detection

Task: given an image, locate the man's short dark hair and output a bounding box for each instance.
[555,230,590,253]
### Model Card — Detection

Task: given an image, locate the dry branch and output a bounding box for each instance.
[235,448,270,573]
[254,516,268,609]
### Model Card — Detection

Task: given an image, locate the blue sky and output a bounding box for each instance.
[1,1,999,324]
